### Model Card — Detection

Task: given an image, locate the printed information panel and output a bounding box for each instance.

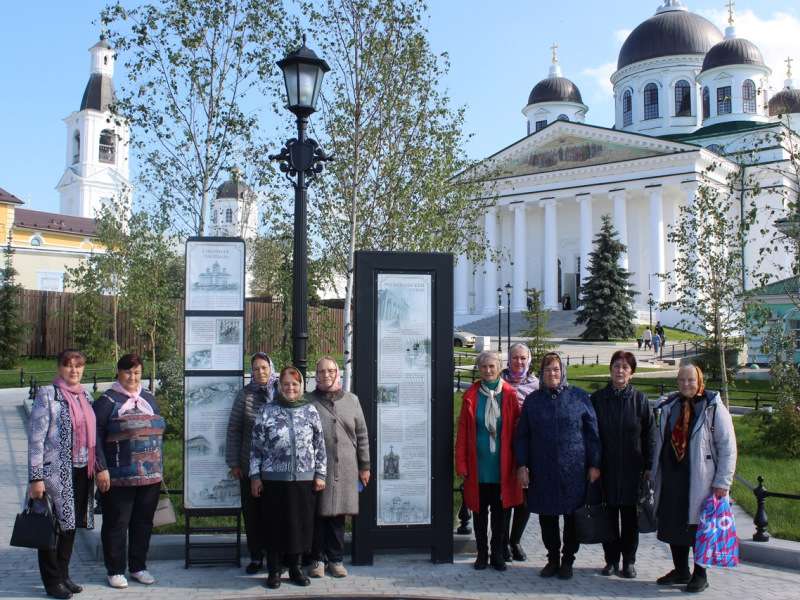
[375,273,432,526]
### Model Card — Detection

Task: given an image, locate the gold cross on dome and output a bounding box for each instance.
[550,43,558,65]
[787,57,794,79]
[726,1,735,26]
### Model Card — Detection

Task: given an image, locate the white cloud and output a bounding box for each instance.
[581,61,617,97]
[614,28,632,44]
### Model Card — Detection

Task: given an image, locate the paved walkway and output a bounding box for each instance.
[2,388,799,600]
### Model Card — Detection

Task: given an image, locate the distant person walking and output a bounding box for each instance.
[655,323,666,344]
[652,333,662,356]
[643,328,652,350]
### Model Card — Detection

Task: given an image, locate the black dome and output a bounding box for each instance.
[527,77,583,106]
[617,8,722,70]
[701,37,765,72]
[217,179,252,198]
[769,89,800,116]
[80,73,117,111]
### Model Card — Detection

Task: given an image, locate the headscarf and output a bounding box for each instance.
[249,352,278,402]
[276,366,309,409]
[538,352,569,394]
[111,380,154,416]
[53,375,97,475]
[505,342,532,383]
[671,364,706,462]
[315,356,342,393]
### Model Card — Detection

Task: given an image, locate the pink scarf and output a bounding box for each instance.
[315,356,342,393]
[111,381,154,416]
[53,376,97,475]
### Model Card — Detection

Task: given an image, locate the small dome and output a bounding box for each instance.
[617,3,723,70]
[702,37,765,72]
[527,77,583,106]
[80,73,117,111]
[769,88,800,116]
[217,179,252,198]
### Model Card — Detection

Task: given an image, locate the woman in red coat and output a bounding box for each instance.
[456,350,523,571]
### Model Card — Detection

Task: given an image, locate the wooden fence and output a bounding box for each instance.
[18,290,344,358]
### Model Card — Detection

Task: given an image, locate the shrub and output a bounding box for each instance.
[758,405,800,459]
[157,352,184,440]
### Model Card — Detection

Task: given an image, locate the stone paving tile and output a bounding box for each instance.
[2,390,799,600]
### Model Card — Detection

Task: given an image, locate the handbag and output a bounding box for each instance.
[637,479,658,534]
[10,493,62,550]
[152,482,177,527]
[694,494,739,568]
[573,483,616,544]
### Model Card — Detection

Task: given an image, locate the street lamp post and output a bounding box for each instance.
[505,282,513,350]
[270,35,332,378]
[648,292,654,330]
[496,287,503,353]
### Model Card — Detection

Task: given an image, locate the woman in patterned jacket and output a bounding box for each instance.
[250,366,327,590]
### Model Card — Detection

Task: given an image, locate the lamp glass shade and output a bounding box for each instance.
[505,282,513,295]
[277,41,330,116]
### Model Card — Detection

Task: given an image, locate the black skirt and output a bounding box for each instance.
[656,438,697,547]
[260,480,316,554]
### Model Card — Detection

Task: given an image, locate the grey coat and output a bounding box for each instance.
[27,385,95,531]
[226,382,269,470]
[309,389,370,517]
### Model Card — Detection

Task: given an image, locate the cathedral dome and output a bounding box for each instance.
[701,37,765,72]
[769,88,800,116]
[527,76,583,105]
[80,73,117,111]
[617,1,723,70]
[217,179,252,199]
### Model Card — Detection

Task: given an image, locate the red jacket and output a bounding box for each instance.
[455,379,523,513]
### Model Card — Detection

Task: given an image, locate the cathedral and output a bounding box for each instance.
[454,0,800,330]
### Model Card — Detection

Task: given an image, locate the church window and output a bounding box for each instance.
[674,80,692,116]
[557,114,569,122]
[706,144,722,155]
[743,79,757,113]
[72,131,81,164]
[717,86,732,115]
[225,208,233,223]
[99,129,116,163]
[643,83,659,120]
[622,90,632,126]
[535,120,547,132]
[527,121,530,135]
[702,87,710,119]
[30,236,42,247]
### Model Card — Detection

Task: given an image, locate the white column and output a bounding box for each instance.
[648,187,665,302]
[511,204,528,312]
[681,182,699,277]
[577,195,594,299]
[610,191,628,270]
[454,255,469,316]
[540,199,560,311]
[483,209,499,316]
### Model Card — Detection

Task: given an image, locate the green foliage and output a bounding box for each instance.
[756,405,800,459]
[157,352,185,440]
[0,244,29,368]
[519,287,557,367]
[103,0,290,236]
[67,261,116,364]
[760,323,800,406]
[575,214,637,340]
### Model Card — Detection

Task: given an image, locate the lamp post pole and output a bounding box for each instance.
[505,282,513,350]
[497,287,503,353]
[648,291,654,330]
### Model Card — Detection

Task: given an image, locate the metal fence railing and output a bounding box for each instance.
[734,474,800,542]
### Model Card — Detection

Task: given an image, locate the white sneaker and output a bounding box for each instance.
[130,570,155,585]
[108,574,128,588]
[327,561,348,577]
[308,561,325,578]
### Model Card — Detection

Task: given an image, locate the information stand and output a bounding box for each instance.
[351,251,454,565]
[182,237,246,567]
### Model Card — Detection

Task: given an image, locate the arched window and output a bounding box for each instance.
[622,90,632,126]
[702,87,710,119]
[643,83,659,120]
[743,79,757,113]
[717,86,732,115]
[72,131,80,164]
[99,129,116,163]
[706,143,722,155]
[225,208,233,223]
[674,80,692,116]
[557,114,569,122]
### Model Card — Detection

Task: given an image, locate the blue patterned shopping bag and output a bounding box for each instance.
[694,494,739,568]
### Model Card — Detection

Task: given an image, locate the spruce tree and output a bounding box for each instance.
[575,214,638,340]
[520,287,557,367]
[0,243,29,368]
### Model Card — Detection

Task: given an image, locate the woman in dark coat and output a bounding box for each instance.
[28,348,96,600]
[514,352,601,580]
[590,350,655,579]
[225,352,277,574]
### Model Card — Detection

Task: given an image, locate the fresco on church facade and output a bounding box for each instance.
[502,134,664,176]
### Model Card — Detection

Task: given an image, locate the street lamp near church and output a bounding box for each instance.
[270,35,332,378]
[505,282,513,350]
[496,287,503,352]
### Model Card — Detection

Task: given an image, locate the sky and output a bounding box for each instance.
[1,0,799,215]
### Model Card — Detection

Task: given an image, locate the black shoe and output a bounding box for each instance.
[501,544,512,562]
[266,553,281,589]
[601,563,618,576]
[289,567,310,586]
[558,563,573,580]
[265,572,281,589]
[490,552,507,572]
[656,569,691,585]
[621,563,637,578]
[540,561,559,578]
[245,560,262,574]
[62,579,82,594]
[686,573,709,593]
[510,542,527,561]
[474,551,488,570]
[45,584,72,599]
